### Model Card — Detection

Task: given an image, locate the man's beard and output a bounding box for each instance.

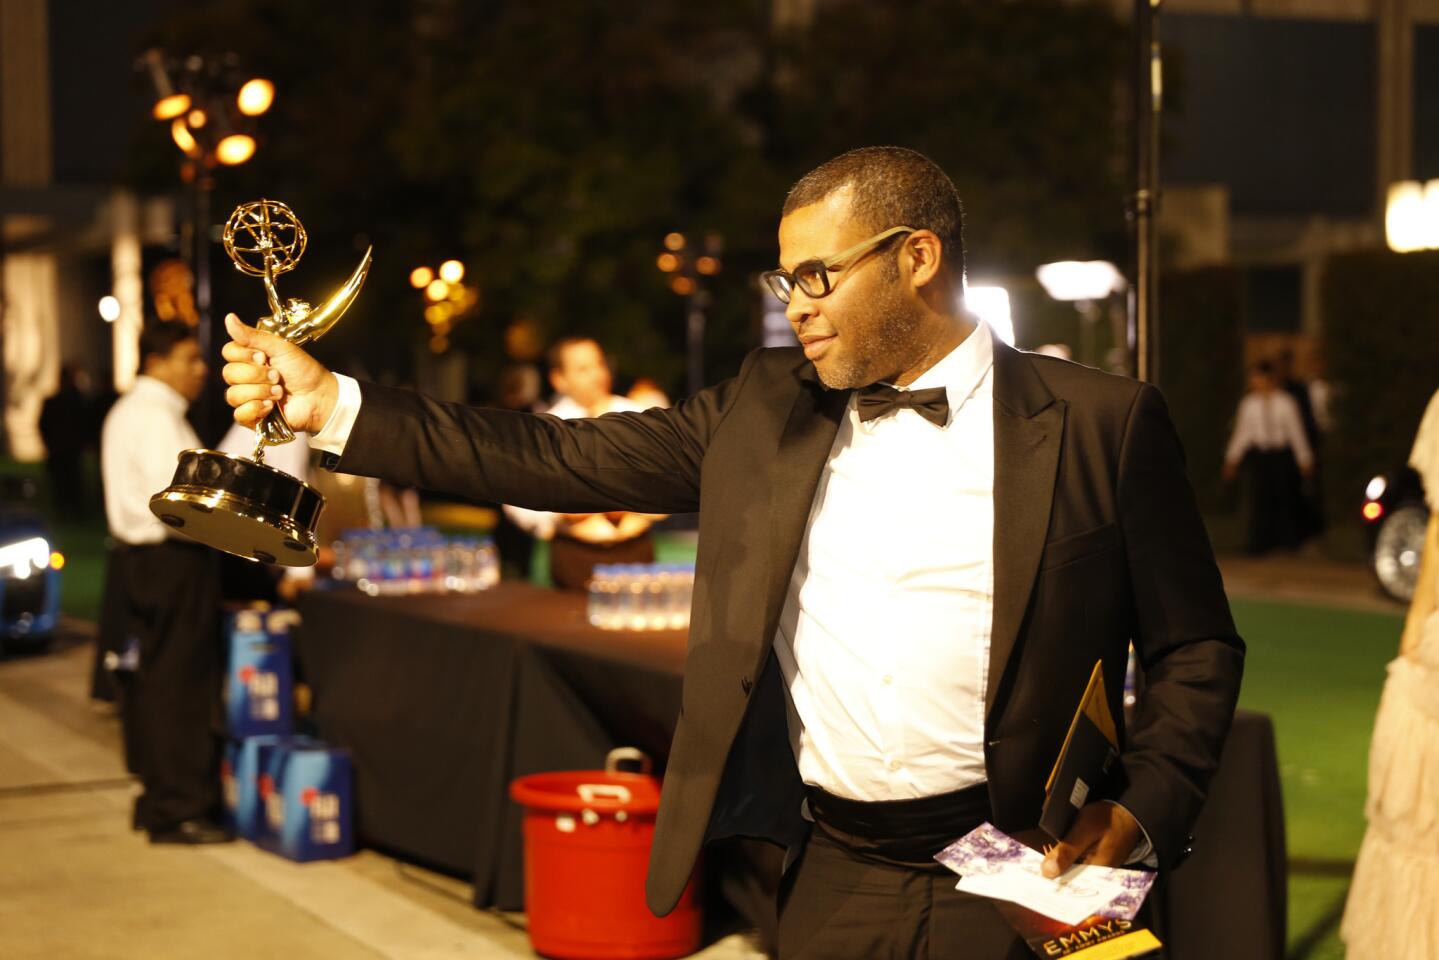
[814,283,925,391]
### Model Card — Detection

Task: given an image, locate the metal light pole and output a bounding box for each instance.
[656,232,722,396]
[1132,0,1163,385]
[140,52,272,356]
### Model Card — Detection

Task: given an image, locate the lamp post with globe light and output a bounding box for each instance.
[656,232,722,396]
[1035,261,1128,371]
[410,260,478,354]
[138,50,274,360]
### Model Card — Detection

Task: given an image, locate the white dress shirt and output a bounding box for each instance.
[101,375,200,546]
[1224,390,1313,470]
[774,322,995,801]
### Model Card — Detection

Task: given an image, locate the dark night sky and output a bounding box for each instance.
[1415,24,1439,182]
[1161,14,1378,219]
[48,0,179,184]
[51,7,1425,219]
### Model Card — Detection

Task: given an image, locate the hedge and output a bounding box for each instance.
[1320,248,1439,551]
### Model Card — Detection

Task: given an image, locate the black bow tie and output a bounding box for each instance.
[855,384,950,427]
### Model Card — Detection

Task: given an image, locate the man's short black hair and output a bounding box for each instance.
[139,321,196,366]
[546,336,602,374]
[783,146,965,277]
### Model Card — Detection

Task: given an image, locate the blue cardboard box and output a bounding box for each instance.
[221,740,241,830]
[233,735,312,843]
[225,607,299,738]
[262,742,355,862]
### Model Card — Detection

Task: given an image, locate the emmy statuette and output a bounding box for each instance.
[149,199,372,566]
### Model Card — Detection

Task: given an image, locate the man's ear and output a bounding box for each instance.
[904,230,944,290]
[548,368,566,396]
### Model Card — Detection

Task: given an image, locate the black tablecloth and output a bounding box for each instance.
[296,583,685,909]
[1158,710,1287,960]
[298,585,1286,956]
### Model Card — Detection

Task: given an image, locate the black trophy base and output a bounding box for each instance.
[149,449,324,567]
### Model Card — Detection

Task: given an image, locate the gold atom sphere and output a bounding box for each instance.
[223,199,309,278]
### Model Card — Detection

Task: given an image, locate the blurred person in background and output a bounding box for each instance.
[627,376,671,410]
[1223,359,1314,554]
[1306,350,1334,537]
[39,364,100,515]
[1341,386,1439,959]
[214,420,315,605]
[497,363,544,413]
[1276,348,1324,540]
[98,322,230,844]
[503,337,666,589]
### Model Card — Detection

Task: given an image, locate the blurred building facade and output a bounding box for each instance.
[1,0,174,461]
[1101,0,1439,356]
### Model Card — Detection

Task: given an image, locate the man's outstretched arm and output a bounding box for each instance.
[221,313,754,516]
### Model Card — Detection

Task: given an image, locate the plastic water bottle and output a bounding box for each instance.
[602,567,622,628]
[588,565,608,627]
[663,564,686,629]
[479,538,500,589]
[330,538,350,584]
[627,566,649,630]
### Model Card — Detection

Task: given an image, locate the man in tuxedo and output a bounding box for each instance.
[221,146,1243,957]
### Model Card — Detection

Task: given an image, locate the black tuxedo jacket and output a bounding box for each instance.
[331,336,1244,917]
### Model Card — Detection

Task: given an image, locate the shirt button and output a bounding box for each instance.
[882,675,894,686]
[888,759,901,772]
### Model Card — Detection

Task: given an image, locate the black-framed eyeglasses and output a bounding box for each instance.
[761,226,916,304]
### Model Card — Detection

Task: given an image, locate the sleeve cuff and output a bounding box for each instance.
[1103,800,1159,868]
[310,373,361,460]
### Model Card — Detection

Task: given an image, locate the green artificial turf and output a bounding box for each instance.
[1,457,108,623]
[0,451,1402,958]
[1231,597,1403,960]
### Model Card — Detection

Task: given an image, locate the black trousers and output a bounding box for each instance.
[108,541,224,831]
[1244,449,1305,554]
[777,786,1029,960]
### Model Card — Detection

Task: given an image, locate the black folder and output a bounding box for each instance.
[1040,660,1120,842]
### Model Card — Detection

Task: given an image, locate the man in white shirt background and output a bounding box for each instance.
[99,322,231,844]
[1222,359,1315,554]
[503,336,665,589]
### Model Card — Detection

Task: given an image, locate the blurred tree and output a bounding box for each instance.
[762,0,1131,279]
[127,0,1131,397]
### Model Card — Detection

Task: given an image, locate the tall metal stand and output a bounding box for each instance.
[1132,0,1163,385]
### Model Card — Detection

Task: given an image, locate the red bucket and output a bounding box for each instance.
[510,748,702,960]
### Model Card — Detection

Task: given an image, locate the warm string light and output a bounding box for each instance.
[412,260,477,353]
[655,231,722,296]
[144,52,272,168]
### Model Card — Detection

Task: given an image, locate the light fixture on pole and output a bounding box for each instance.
[1386,179,1439,253]
[963,284,1015,347]
[1036,261,1128,369]
[656,231,722,396]
[138,50,274,368]
[412,260,478,353]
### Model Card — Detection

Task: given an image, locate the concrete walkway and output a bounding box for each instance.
[0,627,762,960]
[0,551,1397,958]
[1216,551,1407,616]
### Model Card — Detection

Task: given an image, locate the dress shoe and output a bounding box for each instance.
[148,818,235,845]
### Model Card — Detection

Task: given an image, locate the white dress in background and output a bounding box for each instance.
[1341,389,1439,959]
